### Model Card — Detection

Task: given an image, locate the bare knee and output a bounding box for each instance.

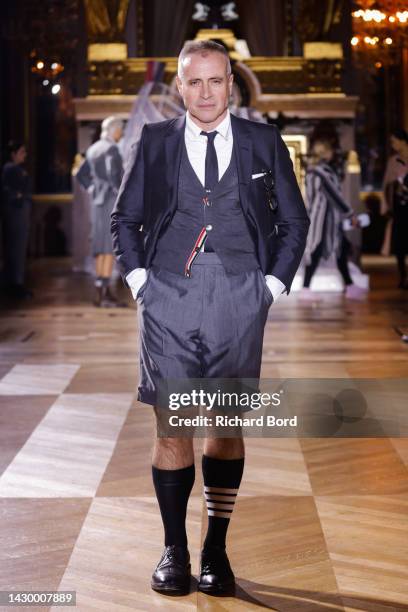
[153,436,194,469]
[204,437,244,460]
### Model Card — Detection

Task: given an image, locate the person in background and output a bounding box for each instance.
[381,128,408,288]
[300,138,366,301]
[76,116,126,307]
[388,132,408,288]
[71,153,92,273]
[380,128,408,259]
[1,141,33,299]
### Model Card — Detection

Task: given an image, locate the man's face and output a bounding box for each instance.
[312,141,333,163]
[112,125,123,142]
[176,51,233,130]
[390,135,403,154]
[12,146,27,165]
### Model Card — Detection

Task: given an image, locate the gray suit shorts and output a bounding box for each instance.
[136,252,273,407]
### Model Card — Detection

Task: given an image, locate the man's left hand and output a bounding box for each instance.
[265,275,285,303]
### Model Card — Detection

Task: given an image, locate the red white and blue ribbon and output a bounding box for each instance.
[184,227,208,277]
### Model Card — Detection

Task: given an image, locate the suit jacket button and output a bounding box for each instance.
[206,224,213,231]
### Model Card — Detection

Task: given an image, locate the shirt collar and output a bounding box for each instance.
[185,109,231,141]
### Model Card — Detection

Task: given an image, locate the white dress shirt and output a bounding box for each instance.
[126,110,285,302]
[184,108,232,186]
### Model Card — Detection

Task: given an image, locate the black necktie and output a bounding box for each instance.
[200,130,218,251]
[201,130,218,190]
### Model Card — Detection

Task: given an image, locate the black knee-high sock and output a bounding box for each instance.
[202,455,245,550]
[152,464,195,547]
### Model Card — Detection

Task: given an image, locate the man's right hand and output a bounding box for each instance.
[126,268,148,300]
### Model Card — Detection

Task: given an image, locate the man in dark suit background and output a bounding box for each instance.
[111,40,309,596]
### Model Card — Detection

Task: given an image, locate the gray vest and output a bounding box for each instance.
[152,140,259,275]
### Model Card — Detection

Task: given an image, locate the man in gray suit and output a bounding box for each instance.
[111,41,309,595]
[77,116,125,307]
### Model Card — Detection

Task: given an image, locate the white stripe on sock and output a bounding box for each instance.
[204,486,239,495]
[208,510,233,519]
[206,502,235,511]
[205,493,237,503]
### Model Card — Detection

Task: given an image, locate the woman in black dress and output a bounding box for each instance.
[1,141,33,298]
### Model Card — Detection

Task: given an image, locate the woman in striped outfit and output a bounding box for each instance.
[300,139,366,301]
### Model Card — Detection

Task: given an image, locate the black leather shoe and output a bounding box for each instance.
[99,286,127,308]
[151,545,191,595]
[198,546,235,594]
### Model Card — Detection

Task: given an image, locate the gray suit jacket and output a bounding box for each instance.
[77,139,123,207]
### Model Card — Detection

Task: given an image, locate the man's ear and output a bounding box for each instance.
[228,73,234,95]
[175,75,183,96]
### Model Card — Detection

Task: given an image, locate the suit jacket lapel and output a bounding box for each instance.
[231,113,252,214]
[165,115,185,214]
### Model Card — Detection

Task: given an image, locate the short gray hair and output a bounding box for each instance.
[178,40,232,78]
[101,116,123,140]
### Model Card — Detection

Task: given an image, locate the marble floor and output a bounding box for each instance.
[0,256,407,611]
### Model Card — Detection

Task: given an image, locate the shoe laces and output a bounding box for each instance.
[159,545,184,568]
[201,546,226,573]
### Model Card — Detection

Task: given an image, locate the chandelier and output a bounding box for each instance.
[351,0,408,66]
